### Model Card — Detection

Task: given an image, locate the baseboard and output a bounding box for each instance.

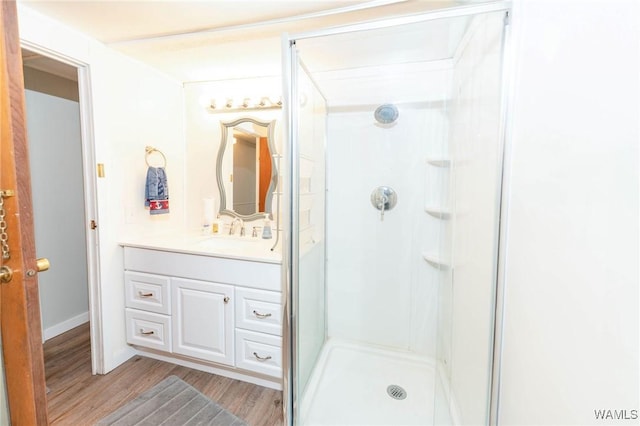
[43,311,89,342]
[133,346,283,390]
[105,345,138,374]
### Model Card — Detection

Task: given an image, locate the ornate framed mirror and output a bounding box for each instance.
[217,117,277,221]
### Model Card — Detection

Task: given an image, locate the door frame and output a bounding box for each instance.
[19,40,105,374]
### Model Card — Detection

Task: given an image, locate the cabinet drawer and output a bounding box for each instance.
[235,288,282,336]
[125,271,171,314]
[235,329,282,378]
[126,308,171,352]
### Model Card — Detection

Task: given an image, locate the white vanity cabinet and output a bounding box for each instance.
[122,245,282,389]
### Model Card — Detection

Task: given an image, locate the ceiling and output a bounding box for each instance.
[20,0,410,44]
[17,0,476,82]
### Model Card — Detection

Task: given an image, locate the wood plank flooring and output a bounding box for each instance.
[44,324,284,426]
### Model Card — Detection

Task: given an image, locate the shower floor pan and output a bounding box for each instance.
[301,339,452,425]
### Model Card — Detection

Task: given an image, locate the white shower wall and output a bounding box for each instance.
[326,104,449,357]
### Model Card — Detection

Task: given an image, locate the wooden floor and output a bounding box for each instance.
[44,323,284,426]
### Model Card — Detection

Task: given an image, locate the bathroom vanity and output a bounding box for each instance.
[120,235,283,390]
[119,116,284,389]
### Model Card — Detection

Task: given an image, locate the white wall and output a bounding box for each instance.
[499,0,639,424]
[25,89,89,341]
[17,5,185,372]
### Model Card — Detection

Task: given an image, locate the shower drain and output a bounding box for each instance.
[386,384,407,400]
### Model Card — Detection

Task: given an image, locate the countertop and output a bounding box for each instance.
[119,232,282,264]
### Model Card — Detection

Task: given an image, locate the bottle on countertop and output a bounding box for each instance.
[201,214,212,235]
[261,214,272,239]
[212,215,223,235]
[202,198,215,235]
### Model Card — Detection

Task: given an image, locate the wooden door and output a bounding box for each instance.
[0,1,49,424]
[258,136,271,213]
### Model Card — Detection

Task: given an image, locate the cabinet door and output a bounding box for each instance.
[171,278,234,365]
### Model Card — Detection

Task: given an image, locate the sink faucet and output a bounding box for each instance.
[230,217,244,236]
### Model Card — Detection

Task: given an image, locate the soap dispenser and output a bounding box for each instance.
[261,214,272,239]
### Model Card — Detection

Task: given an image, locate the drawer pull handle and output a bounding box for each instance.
[139,329,155,336]
[224,296,230,304]
[253,352,272,361]
[253,310,272,319]
[138,291,154,298]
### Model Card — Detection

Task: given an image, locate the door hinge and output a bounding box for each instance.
[90,220,97,230]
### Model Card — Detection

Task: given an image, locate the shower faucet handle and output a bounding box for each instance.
[378,194,388,221]
[370,186,397,222]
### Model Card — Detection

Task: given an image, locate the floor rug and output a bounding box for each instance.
[97,375,248,426]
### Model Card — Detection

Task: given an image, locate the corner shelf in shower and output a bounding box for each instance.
[424,206,451,220]
[425,158,451,167]
[422,252,450,270]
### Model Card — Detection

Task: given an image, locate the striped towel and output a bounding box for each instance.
[144,166,169,215]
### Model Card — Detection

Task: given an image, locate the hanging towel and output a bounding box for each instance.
[145,166,170,215]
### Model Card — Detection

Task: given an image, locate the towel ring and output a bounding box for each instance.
[145,146,167,168]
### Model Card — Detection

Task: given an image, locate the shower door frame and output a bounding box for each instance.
[282,1,515,424]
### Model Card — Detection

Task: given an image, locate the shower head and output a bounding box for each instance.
[374,103,399,124]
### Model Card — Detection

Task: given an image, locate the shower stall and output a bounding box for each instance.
[284,2,511,425]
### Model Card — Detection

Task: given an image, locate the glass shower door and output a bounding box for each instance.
[433,10,509,425]
[288,43,328,426]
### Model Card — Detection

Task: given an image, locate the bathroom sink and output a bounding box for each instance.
[197,235,262,249]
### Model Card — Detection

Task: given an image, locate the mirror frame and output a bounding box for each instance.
[217,117,277,221]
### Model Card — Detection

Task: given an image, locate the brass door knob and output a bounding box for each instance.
[0,266,13,283]
[36,258,50,272]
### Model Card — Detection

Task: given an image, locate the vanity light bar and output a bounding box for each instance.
[208,96,283,113]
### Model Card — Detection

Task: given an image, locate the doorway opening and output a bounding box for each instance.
[20,47,103,379]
